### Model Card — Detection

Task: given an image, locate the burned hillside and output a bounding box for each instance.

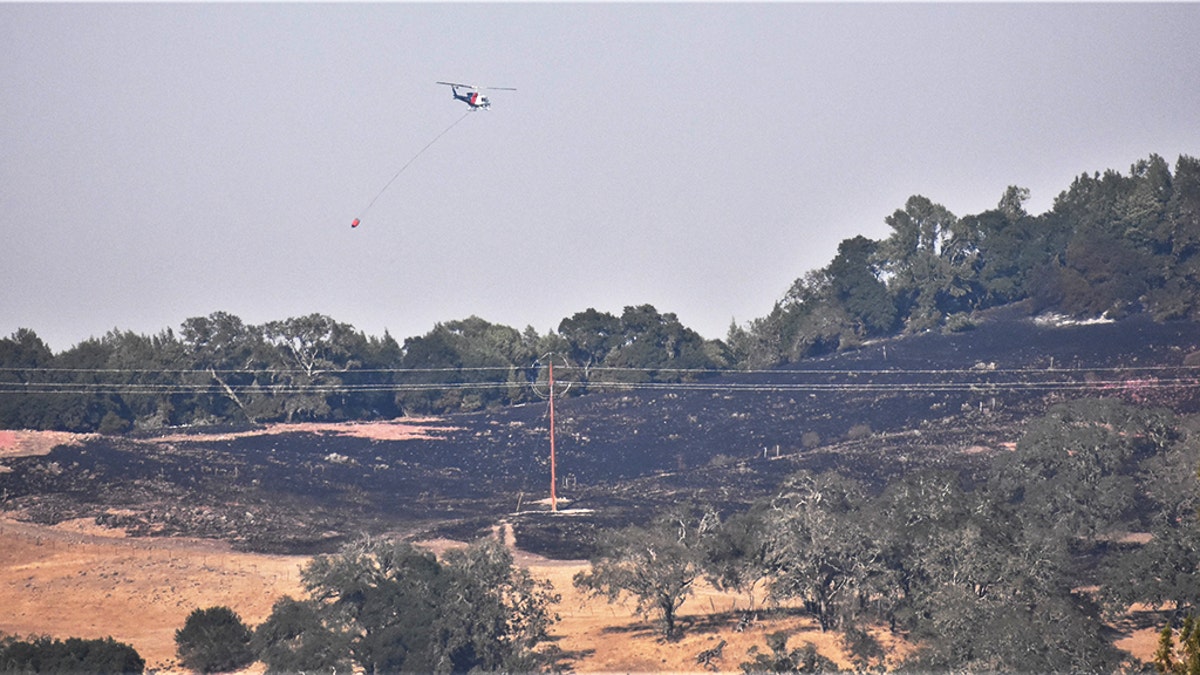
[2,308,1198,558]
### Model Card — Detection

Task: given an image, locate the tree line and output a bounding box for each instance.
[2,152,1197,432]
[0,306,728,432]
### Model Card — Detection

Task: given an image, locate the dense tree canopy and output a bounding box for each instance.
[274,537,558,673]
[735,153,1200,366]
[0,304,727,431]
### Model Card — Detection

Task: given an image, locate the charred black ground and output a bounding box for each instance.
[3,307,1198,558]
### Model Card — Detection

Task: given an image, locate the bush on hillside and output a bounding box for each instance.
[0,634,144,674]
[174,606,254,673]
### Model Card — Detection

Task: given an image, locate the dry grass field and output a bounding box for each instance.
[0,515,304,672]
[0,512,869,674]
[0,512,1163,673]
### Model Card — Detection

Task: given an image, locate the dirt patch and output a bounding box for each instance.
[0,430,91,459]
[0,516,305,672]
[1116,629,1163,666]
[538,559,876,673]
[270,419,460,441]
[145,417,458,444]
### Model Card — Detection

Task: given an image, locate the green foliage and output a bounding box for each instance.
[574,508,715,639]
[991,398,1179,540]
[304,539,444,672]
[0,329,55,429]
[859,399,1186,671]
[733,153,1200,367]
[758,471,887,632]
[559,308,624,381]
[826,236,897,337]
[1107,517,1200,619]
[604,305,730,378]
[252,597,348,674]
[880,195,973,332]
[701,506,772,606]
[174,606,255,673]
[0,301,732,430]
[0,635,144,674]
[258,314,365,422]
[1105,433,1200,618]
[1155,616,1200,675]
[298,536,558,673]
[398,316,540,414]
[683,397,1186,673]
[97,410,132,435]
[740,631,842,674]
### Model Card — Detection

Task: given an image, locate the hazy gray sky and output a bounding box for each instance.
[3,3,1198,351]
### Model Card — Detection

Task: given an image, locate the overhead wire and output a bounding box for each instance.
[3,364,1199,376]
[2,362,1197,397]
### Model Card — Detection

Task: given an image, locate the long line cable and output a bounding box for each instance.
[3,371,1197,396]
[5,364,1199,376]
[4,379,1195,395]
[351,110,472,228]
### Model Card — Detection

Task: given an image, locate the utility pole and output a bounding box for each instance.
[533,353,571,513]
[548,360,558,512]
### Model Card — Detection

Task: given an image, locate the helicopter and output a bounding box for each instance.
[436,81,516,110]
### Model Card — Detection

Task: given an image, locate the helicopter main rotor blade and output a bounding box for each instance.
[436,81,474,88]
[485,87,517,91]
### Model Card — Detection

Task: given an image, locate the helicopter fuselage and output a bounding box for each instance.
[438,82,513,110]
[452,88,490,110]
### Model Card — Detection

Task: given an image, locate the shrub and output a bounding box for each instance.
[846,423,872,440]
[943,312,976,333]
[740,631,839,674]
[174,606,254,673]
[0,634,144,673]
[97,411,132,435]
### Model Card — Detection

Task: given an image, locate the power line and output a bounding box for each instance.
[2,364,1198,376]
[1,373,1195,397]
